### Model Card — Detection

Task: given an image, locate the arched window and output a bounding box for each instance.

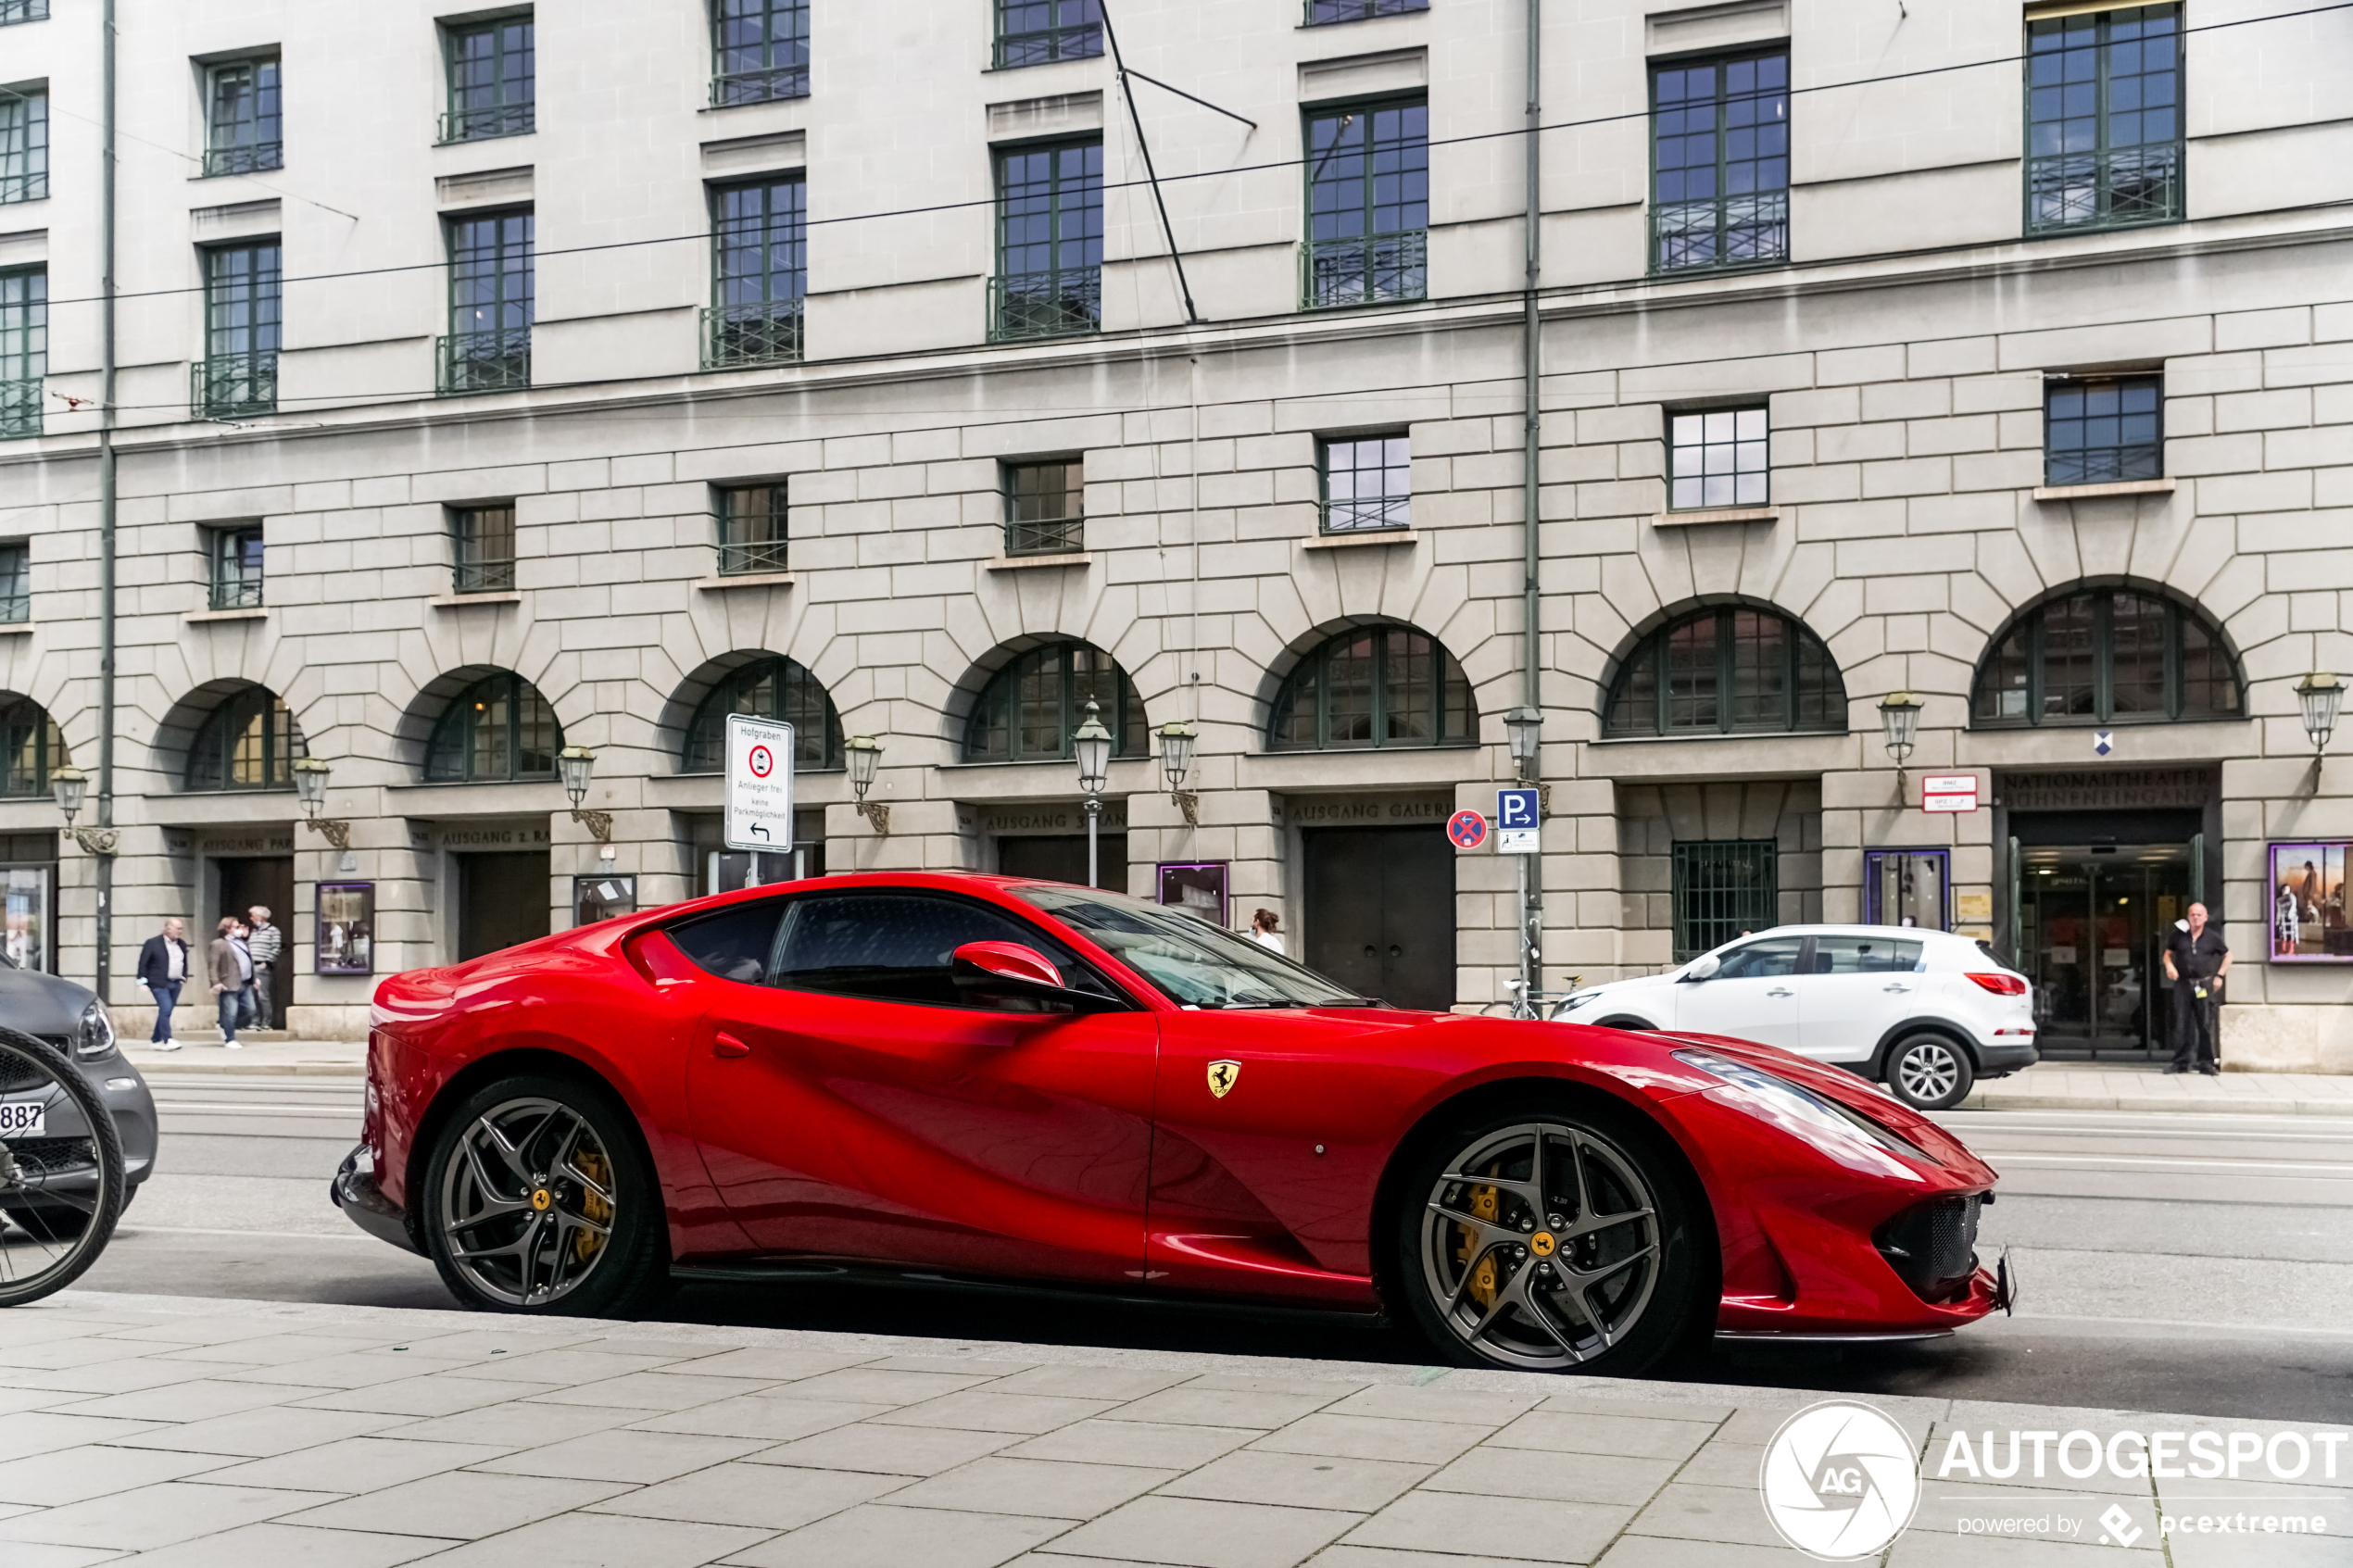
[684,657,843,771]
[963,641,1145,762]
[0,695,65,799]
[186,685,306,791]
[427,672,561,783]
[1269,627,1474,751]
[1605,605,1844,738]
[1973,586,2241,726]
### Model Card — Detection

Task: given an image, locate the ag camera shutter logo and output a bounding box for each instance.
[1758,1400,1922,1560]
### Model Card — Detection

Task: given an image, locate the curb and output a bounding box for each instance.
[1965,1090,2353,1115]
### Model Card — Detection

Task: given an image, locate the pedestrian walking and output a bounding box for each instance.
[208,916,249,1049]
[2163,901,2230,1076]
[1248,909,1287,956]
[245,905,282,1031]
[135,917,192,1052]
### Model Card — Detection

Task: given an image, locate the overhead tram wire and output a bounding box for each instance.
[21,0,2349,317]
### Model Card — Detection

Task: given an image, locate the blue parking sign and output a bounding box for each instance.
[1497,788,1539,830]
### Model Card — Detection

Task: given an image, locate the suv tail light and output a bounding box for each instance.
[1964,972,2027,996]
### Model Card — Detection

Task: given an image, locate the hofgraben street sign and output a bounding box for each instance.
[724,712,795,854]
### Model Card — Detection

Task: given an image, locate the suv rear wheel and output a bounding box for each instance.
[1884,1034,1975,1111]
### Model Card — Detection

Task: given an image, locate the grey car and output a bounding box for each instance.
[0,954,159,1210]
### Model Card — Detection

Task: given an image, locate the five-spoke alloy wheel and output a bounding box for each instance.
[422,1073,667,1316]
[1395,1101,1701,1374]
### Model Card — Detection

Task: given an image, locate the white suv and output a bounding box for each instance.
[1552,925,2037,1110]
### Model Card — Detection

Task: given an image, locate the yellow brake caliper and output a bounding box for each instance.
[573,1145,612,1262]
[1458,1178,1500,1307]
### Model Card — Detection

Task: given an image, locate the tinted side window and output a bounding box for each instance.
[1711,935,1802,980]
[1811,935,1924,974]
[668,900,786,985]
[774,893,1107,1009]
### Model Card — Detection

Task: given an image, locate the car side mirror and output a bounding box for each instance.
[1682,954,1721,983]
[950,942,1125,1013]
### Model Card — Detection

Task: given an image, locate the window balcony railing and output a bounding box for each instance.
[209,571,264,612]
[0,378,39,440]
[993,22,1102,69]
[2027,147,2183,233]
[453,555,517,594]
[718,536,790,576]
[0,589,26,624]
[190,351,277,419]
[1,0,52,24]
[0,169,44,205]
[202,142,283,177]
[1651,193,1789,273]
[1304,0,1427,23]
[1300,230,1426,310]
[988,268,1101,343]
[711,65,809,107]
[438,104,535,144]
[1005,516,1083,557]
[436,326,531,395]
[703,301,804,370]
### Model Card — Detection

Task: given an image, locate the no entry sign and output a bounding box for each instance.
[724,712,796,852]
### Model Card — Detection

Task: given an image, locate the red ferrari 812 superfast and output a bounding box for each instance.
[334,872,2009,1374]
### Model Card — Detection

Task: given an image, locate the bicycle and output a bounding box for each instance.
[0,1024,128,1307]
[1479,976,1584,1021]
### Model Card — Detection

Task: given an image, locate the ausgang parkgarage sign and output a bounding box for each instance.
[724,712,795,854]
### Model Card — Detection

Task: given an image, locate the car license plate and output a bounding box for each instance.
[0,1102,44,1139]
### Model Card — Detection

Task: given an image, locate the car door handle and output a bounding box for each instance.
[1766,987,1795,997]
[1882,983,1912,993]
[712,1031,750,1058]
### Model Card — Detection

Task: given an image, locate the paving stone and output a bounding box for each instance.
[76,1521,456,1567]
[763,1367,1000,1405]
[404,1510,768,1568]
[722,1502,1069,1568]
[1250,1413,1495,1466]
[1669,1439,1766,1489]
[875,1389,1125,1435]
[1008,1420,1262,1471]
[276,1470,636,1539]
[388,1330,603,1361]
[0,1334,200,1370]
[1537,1396,1733,1424]
[1342,1489,1635,1564]
[890,1455,1175,1519]
[1306,1548,1577,1568]
[157,1334,397,1367]
[379,1399,649,1448]
[1112,1386,1350,1430]
[1047,1494,1364,1568]
[0,1316,145,1349]
[0,1443,236,1505]
[526,1370,786,1411]
[472,1426,773,1484]
[982,1365,1197,1401]
[0,1411,167,1463]
[1887,1527,2163,1565]
[1593,1539,1812,1568]
[629,1392,898,1441]
[97,1318,304,1347]
[207,1351,487,1390]
[0,1387,101,1416]
[1422,1442,1680,1507]
[662,1348,879,1383]
[193,1434,510,1493]
[1623,1480,1780,1547]
[0,1480,334,1551]
[1486,1410,1714,1463]
[752,1422,1018,1476]
[1321,1385,1542,1427]
[460,1348,693,1385]
[0,1542,145,1568]
[291,1374,544,1417]
[9,1357,254,1396]
[587,1459,912,1529]
[49,1377,338,1423]
[865,1355,1039,1376]
[1161,1449,1430,1512]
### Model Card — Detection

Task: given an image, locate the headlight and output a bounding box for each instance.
[1673,1047,1932,1181]
[1558,992,1600,1012]
[76,1000,118,1060]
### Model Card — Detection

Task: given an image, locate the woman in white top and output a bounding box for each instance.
[1248,908,1286,956]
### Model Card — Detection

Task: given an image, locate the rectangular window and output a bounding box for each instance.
[712,0,809,107]
[1302,98,1427,308]
[1652,52,1788,272]
[1004,459,1084,556]
[2027,5,2182,232]
[1319,433,1410,533]
[2045,375,2160,485]
[440,210,533,395]
[708,175,805,369]
[1,2,52,23]
[443,14,535,144]
[0,267,41,440]
[453,504,517,594]
[992,139,1103,341]
[995,0,1101,68]
[716,483,787,575]
[1668,406,1768,509]
[0,541,27,623]
[0,87,45,204]
[204,57,283,176]
[1670,839,1778,962]
[209,526,265,611]
[1306,0,1428,22]
[193,242,280,418]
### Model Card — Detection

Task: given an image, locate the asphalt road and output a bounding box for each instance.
[75,1073,2353,1424]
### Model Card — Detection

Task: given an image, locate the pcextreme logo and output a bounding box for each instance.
[1758,1400,1923,1561]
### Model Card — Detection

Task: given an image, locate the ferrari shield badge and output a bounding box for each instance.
[1206,1060,1241,1098]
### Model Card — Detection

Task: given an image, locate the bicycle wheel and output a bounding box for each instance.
[0,1025,126,1307]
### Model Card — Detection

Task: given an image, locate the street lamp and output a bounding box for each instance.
[49,764,114,856]
[845,734,888,834]
[1158,720,1199,826]
[557,746,615,852]
[1504,706,1542,783]
[1073,699,1113,889]
[289,757,352,852]
[2296,672,2344,776]
[1878,691,1924,799]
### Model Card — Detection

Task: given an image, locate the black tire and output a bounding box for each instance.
[1595,1018,1655,1032]
[421,1072,670,1317]
[1883,1034,1976,1111]
[0,1025,126,1307]
[1390,1095,1705,1376]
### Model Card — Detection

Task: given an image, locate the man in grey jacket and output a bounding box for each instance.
[245,905,283,1031]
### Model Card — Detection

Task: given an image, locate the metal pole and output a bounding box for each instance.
[1518,0,1543,990]
[1085,794,1101,889]
[94,0,118,1004]
[1100,2,1201,324]
[1516,850,1533,1011]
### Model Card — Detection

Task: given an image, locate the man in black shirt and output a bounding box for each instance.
[2163,902,2230,1075]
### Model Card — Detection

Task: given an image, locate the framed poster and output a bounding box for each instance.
[575,874,637,927]
[1157,861,1228,926]
[2270,843,2353,960]
[315,882,374,975]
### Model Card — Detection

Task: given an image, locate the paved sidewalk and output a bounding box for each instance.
[126,1038,365,1076]
[0,1292,2341,1567]
[1966,1060,2353,1116]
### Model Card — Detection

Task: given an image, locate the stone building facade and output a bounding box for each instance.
[2,0,2349,1067]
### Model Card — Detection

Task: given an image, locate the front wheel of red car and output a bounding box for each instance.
[422,1073,669,1318]
[1394,1100,1705,1376]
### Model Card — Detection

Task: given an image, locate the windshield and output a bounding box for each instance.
[1013,885,1367,1009]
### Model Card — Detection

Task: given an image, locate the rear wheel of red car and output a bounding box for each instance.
[422,1073,668,1318]
[1394,1099,1703,1375]
[1884,1034,1975,1111]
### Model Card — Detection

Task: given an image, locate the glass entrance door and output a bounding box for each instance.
[2017,844,2192,1058]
